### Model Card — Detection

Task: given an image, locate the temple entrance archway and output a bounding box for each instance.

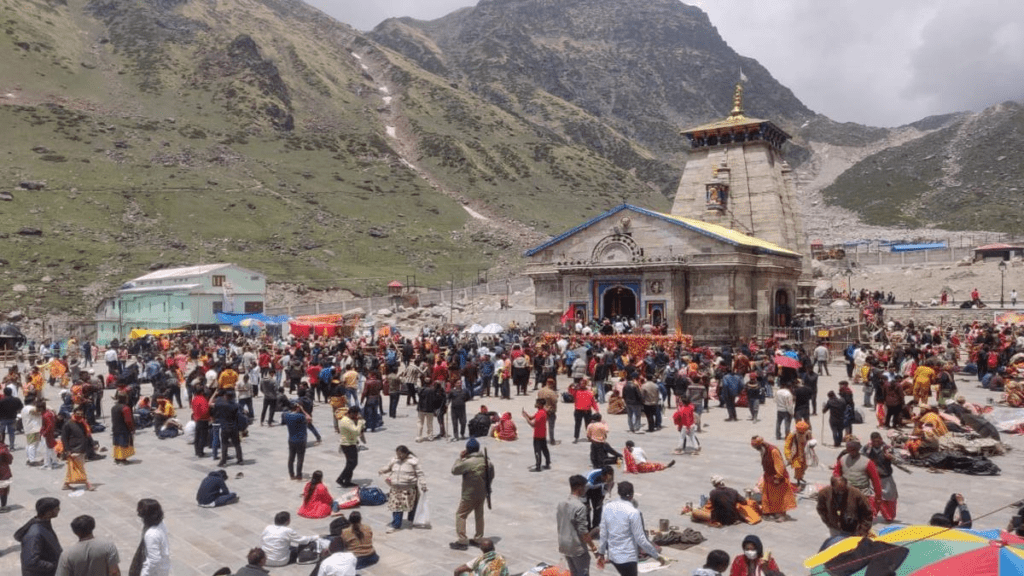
[602,285,638,319]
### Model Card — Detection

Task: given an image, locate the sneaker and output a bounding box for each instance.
[666,460,676,468]
[386,526,398,534]
[449,542,469,551]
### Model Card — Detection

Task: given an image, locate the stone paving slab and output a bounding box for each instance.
[2,364,1023,575]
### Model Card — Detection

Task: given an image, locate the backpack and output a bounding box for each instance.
[512,356,527,369]
[358,486,387,506]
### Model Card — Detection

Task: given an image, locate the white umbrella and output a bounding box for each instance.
[465,323,484,334]
[481,322,504,334]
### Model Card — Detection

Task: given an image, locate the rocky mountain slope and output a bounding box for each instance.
[0,0,1014,322]
[0,0,665,316]
[821,102,1024,232]
[369,0,897,194]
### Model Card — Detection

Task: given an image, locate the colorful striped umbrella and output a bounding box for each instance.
[804,525,1024,576]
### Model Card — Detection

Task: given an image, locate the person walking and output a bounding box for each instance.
[813,341,830,376]
[336,406,366,488]
[721,369,742,422]
[523,398,551,472]
[557,475,598,576]
[55,514,120,576]
[15,497,62,576]
[596,481,665,576]
[774,383,794,440]
[570,379,600,442]
[672,397,700,455]
[133,499,170,576]
[750,436,796,522]
[378,445,426,532]
[822,391,849,447]
[449,438,494,551]
[863,432,899,522]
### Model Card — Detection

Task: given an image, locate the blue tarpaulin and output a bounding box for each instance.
[215,312,290,325]
[889,243,947,252]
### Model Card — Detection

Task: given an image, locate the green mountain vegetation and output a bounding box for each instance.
[1,0,1010,319]
[0,0,666,315]
[821,102,1024,231]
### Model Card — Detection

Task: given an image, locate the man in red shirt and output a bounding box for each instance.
[191,388,211,457]
[672,397,700,455]
[305,360,320,391]
[570,379,600,443]
[522,398,550,472]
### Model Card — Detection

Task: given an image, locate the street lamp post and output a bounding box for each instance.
[999,260,1007,307]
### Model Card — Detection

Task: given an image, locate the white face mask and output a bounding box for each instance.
[744,550,759,560]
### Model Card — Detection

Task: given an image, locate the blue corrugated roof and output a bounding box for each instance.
[524,204,799,258]
[889,243,947,252]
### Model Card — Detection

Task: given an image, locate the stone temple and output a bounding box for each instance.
[525,84,814,343]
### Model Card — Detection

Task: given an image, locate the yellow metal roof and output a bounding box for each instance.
[684,114,768,134]
[656,210,801,257]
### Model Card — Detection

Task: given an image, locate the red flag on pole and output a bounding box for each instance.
[560,304,575,324]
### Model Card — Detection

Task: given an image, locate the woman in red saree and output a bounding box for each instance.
[491,412,518,441]
[622,440,674,473]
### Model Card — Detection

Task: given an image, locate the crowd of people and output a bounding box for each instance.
[1,315,1022,575]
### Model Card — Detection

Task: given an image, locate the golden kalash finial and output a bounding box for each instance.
[729,82,745,118]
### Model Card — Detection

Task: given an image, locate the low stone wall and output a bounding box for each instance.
[814,304,1003,329]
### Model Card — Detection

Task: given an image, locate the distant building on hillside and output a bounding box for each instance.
[95,263,266,345]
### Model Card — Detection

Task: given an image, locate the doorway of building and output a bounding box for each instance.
[774,289,792,327]
[603,286,638,319]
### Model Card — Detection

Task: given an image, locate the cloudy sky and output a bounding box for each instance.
[306,0,1024,127]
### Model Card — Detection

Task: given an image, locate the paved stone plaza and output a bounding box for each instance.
[2,364,1023,575]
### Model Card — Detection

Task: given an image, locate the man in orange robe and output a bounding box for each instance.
[751,435,796,522]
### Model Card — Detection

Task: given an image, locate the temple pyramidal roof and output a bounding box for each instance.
[683,82,791,139]
[524,204,800,258]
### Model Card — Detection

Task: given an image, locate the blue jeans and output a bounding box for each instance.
[595,380,607,403]
[626,404,642,432]
[0,419,15,449]
[210,423,221,458]
[355,552,380,569]
[776,411,792,439]
[345,388,359,407]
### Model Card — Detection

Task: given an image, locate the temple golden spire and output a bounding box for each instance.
[729,82,745,118]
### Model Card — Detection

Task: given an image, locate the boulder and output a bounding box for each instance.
[342,308,364,321]
[12,284,28,292]
[0,192,12,201]
[17,227,42,236]
[6,310,24,321]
